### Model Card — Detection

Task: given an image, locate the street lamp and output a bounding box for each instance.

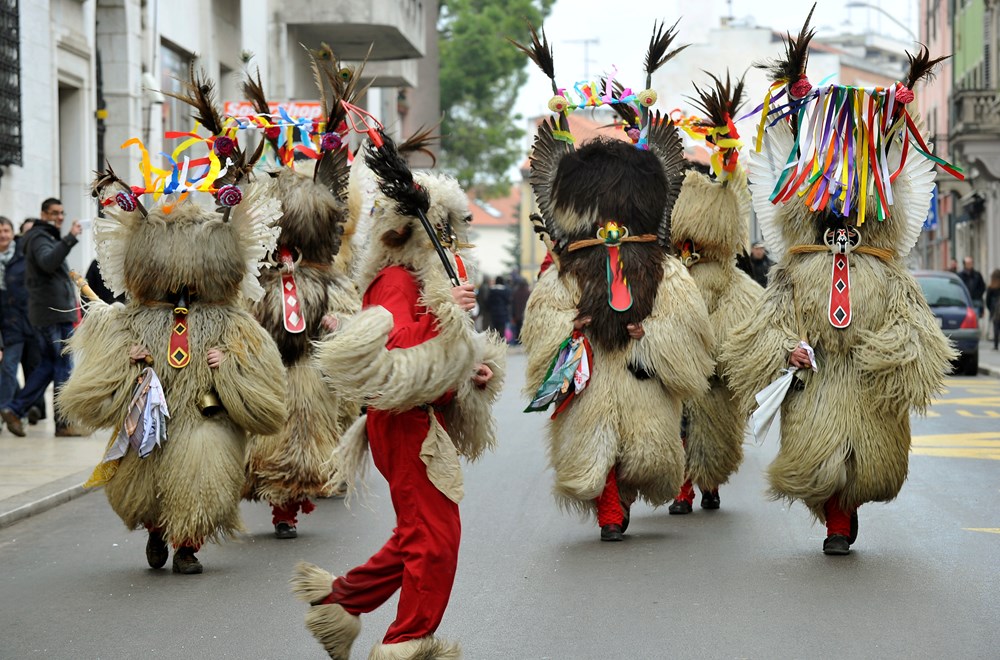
[845,1,918,42]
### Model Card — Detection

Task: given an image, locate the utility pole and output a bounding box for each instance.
[565,37,599,80]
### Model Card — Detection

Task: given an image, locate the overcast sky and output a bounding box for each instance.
[513,0,921,121]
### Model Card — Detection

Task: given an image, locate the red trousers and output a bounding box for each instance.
[595,468,624,526]
[326,409,461,645]
[824,496,854,537]
[271,498,315,526]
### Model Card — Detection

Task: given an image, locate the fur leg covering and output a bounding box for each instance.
[368,637,461,660]
[291,562,361,660]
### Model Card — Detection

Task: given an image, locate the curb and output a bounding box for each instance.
[0,470,97,530]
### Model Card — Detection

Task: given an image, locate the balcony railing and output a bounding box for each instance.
[951,89,1000,140]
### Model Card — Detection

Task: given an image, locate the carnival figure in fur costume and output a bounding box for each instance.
[58,71,286,574]
[666,73,762,515]
[239,53,362,538]
[516,23,714,542]
[721,8,957,556]
[290,128,506,660]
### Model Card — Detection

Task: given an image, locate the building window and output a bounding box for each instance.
[0,0,21,168]
[161,42,194,134]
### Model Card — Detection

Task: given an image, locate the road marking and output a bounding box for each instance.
[933,398,1000,407]
[963,528,1000,535]
[911,432,1000,461]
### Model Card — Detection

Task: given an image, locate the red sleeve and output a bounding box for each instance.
[364,266,439,350]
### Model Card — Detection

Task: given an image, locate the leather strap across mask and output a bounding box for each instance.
[567,221,657,312]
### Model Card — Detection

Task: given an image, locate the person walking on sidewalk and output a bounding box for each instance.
[959,256,986,319]
[986,269,1000,350]
[1,198,82,437]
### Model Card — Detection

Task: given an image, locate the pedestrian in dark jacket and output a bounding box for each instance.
[0,198,82,437]
[986,269,1000,351]
[487,275,511,337]
[0,219,30,413]
[959,256,986,317]
[748,241,772,287]
[511,277,530,344]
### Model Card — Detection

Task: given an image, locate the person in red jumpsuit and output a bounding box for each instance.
[292,145,507,660]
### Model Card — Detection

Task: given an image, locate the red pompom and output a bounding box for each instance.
[895,85,915,104]
[790,77,813,99]
[265,126,281,140]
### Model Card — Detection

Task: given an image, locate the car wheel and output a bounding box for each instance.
[963,352,979,376]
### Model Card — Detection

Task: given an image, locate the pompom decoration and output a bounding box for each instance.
[627,128,641,143]
[637,89,658,107]
[547,95,569,113]
[790,77,813,99]
[213,136,235,157]
[115,191,138,212]
[320,132,343,152]
[216,184,243,207]
[895,85,915,104]
[265,126,281,140]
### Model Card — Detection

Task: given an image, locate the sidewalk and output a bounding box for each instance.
[980,337,1000,377]
[0,386,106,529]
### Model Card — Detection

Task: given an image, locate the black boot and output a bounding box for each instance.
[172,546,204,574]
[275,522,298,539]
[145,530,169,569]
[700,489,721,510]
[668,499,693,515]
[849,511,859,545]
[600,524,624,542]
[823,534,851,556]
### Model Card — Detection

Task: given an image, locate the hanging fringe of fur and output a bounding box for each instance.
[755,3,816,83]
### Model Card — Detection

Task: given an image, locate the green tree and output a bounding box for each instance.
[438,0,554,196]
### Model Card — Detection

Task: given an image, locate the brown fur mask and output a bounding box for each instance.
[272,168,346,262]
[552,138,668,352]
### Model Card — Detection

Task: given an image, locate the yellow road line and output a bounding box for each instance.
[963,528,1000,535]
[912,447,1000,460]
[910,432,1000,460]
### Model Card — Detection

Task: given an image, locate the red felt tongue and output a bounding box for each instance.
[606,245,632,312]
[828,252,852,328]
[280,247,306,334]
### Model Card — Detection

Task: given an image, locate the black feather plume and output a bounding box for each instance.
[162,64,226,137]
[755,3,816,83]
[686,70,746,129]
[241,68,279,155]
[905,46,949,89]
[398,124,440,167]
[644,19,688,87]
[364,130,430,218]
[509,21,558,93]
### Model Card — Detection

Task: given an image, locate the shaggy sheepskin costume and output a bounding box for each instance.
[240,62,361,537]
[60,178,286,573]
[670,167,760,507]
[291,131,505,659]
[666,75,762,513]
[720,14,956,554]
[516,23,714,540]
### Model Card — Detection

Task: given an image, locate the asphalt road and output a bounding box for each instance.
[1,351,998,659]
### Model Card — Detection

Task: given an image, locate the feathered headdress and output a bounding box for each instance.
[90,69,280,303]
[671,71,751,266]
[514,20,688,352]
[745,4,961,259]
